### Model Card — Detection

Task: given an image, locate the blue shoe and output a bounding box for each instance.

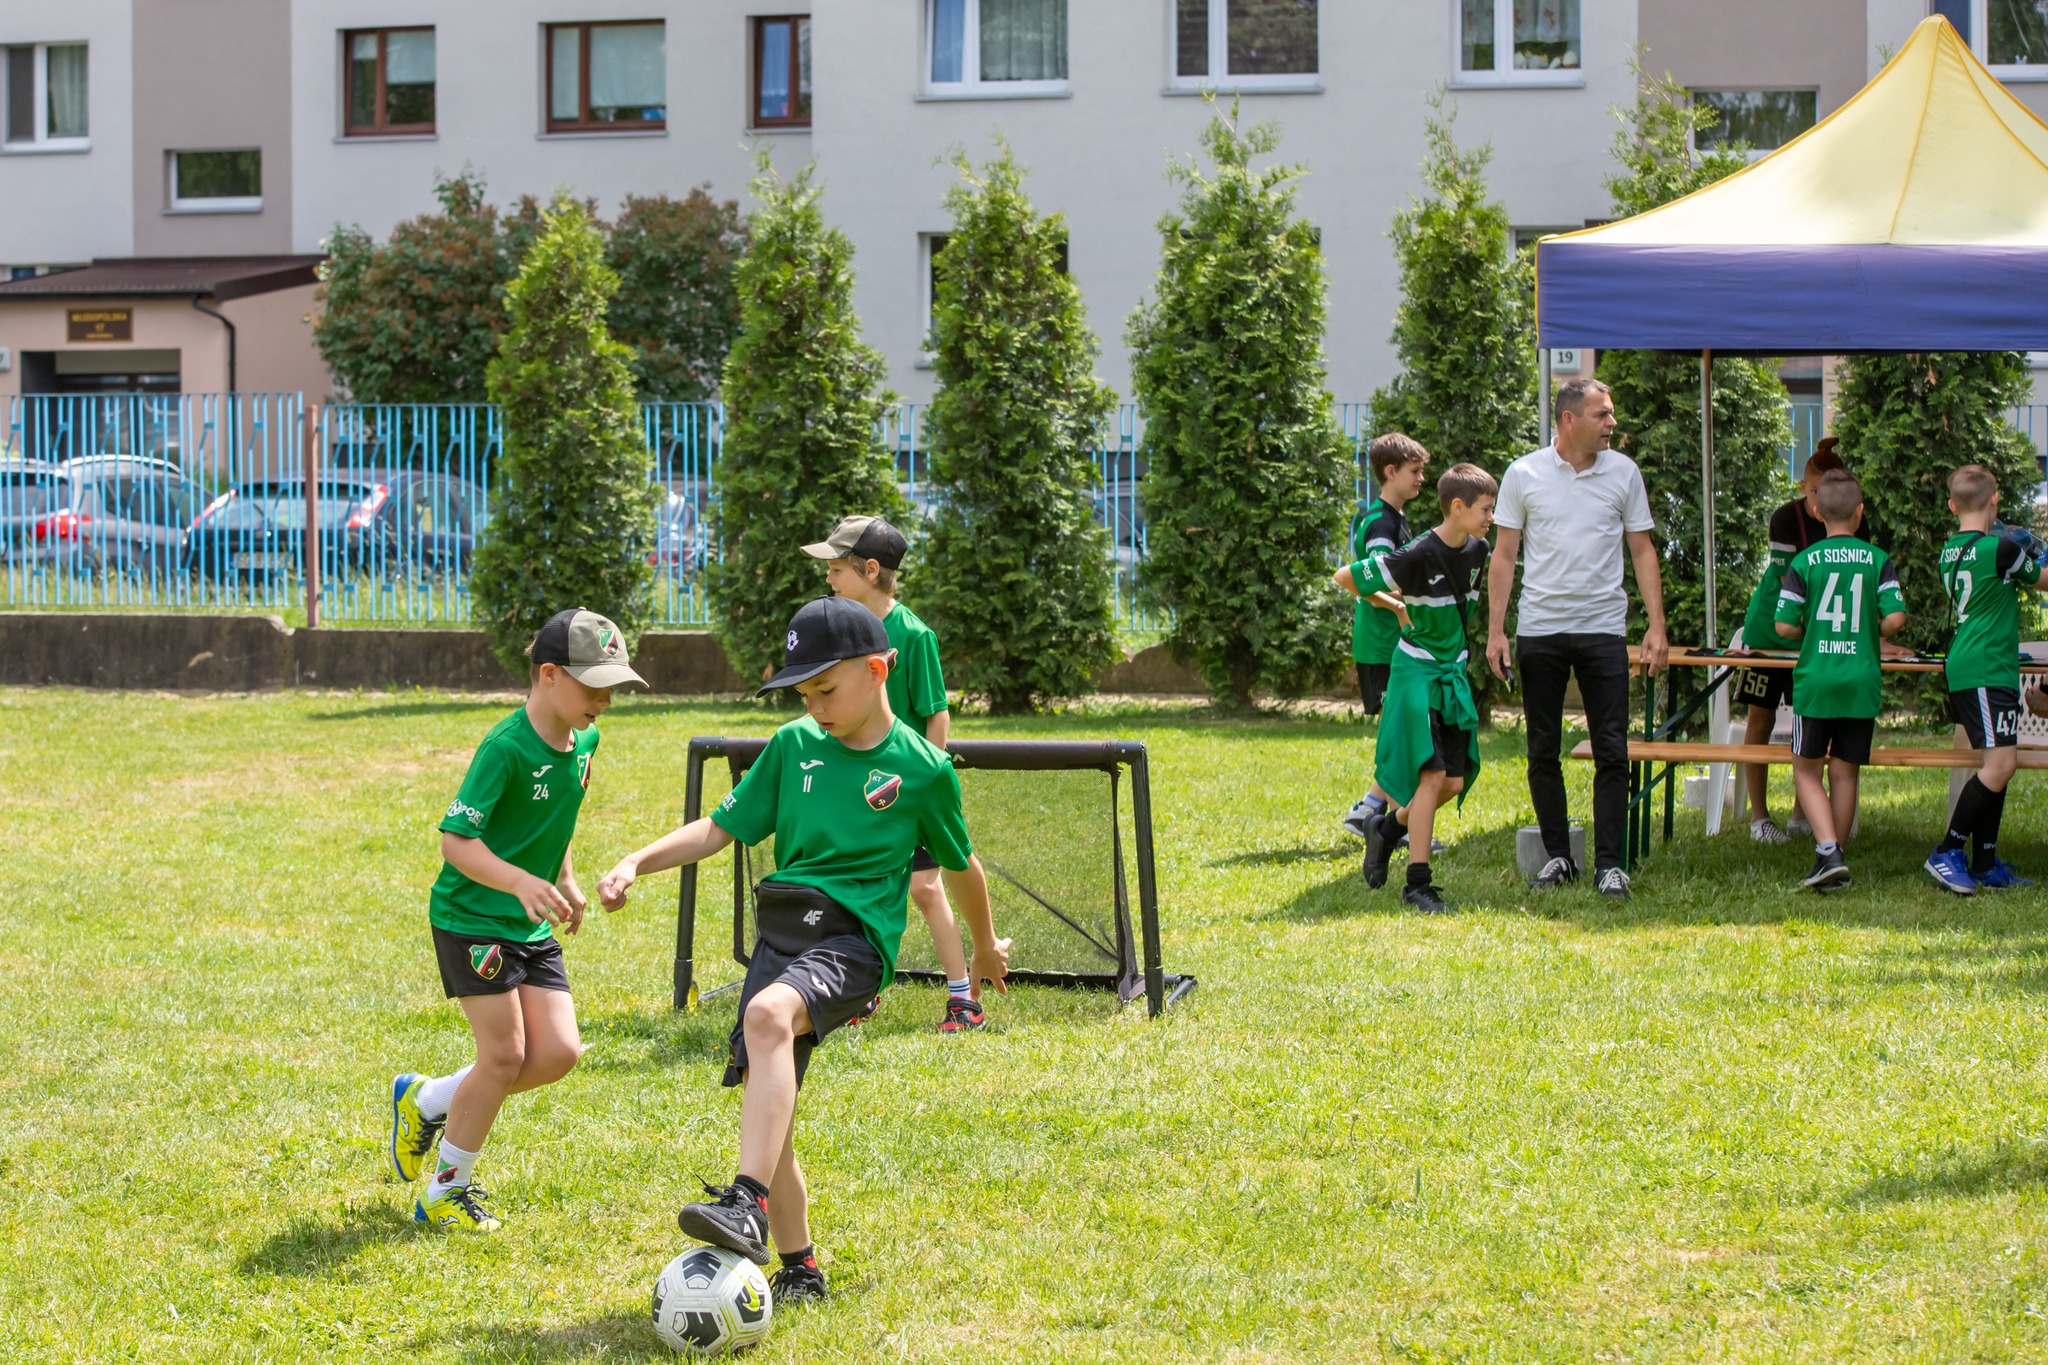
[1976,859,2034,890]
[1923,848,1977,896]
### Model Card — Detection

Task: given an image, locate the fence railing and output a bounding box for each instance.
[6,392,2045,631]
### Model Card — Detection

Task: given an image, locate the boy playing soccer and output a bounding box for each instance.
[389,609,645,1232]
[1923,464,2047,894]
[803,515,980,1032]
[1341,434,1429,840]
[1334,462,1497,914]
[595,596,1010,1303]
[1774,471,1906,891]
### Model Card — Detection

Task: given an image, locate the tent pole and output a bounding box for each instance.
[1700,350,1717,650]
[1539,346,1553,445]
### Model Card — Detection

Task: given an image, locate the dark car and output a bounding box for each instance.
[354,472,487,579]
[185,477,388,583]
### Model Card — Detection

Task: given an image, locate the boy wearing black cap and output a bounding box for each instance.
[597,596,1010,1303]
[803,514,979,1032]
[389,608,645,1233]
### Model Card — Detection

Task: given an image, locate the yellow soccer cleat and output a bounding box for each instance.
[413,1183,501,1233]
[388,1072,444,1183]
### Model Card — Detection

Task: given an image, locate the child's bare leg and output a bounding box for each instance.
[1398,770,1449,883]
[766,1115,809,1254]
[444,992,526,1153]
[737,985,809,1186]
[1791,757,1836,847]
[1744,705,1775,821]
[1827,759,1860,843]
[910,868,968,984]
[506,985,580,1094]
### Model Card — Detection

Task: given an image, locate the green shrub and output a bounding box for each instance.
[606,189,749,402]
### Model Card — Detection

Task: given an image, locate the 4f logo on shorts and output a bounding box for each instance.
[864,769,902,811]
[469,944,504,980]
[803,907,823,926]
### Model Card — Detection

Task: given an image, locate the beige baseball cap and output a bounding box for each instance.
[531,608,646,688]
[801,515,909,570]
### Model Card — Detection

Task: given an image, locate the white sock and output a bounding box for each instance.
[1362,793,1388,815]
[416,1065,471,1121]
[946,977,972,1002]
[429,1139,480,1195]
[1818,841,1840,855]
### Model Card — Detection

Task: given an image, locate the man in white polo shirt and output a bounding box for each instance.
[1485,378,1669,900]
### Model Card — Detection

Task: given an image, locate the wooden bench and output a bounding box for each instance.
[1568,740,2048,770]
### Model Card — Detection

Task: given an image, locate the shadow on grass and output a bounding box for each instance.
[1257,822,1529,922]
[577,1003,741,1075]
[309,698,509,721]
[458,1308,669,1363]
[1843,1135,2048,1204]
[1862,936,2048,998]
[236,1201,416,1278]
[1209,841,1355,869]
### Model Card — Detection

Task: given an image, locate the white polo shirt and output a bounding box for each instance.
[1495,444,1655,638]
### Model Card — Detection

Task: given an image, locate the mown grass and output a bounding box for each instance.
[4,688,2047,1363]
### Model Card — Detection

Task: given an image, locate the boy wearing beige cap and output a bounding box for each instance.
[388,607,645,1232]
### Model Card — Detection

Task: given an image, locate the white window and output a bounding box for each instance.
[925,0,1068,97]
[1456,1,1581,86]
[4,42,88,150]
[169,149,262,212]
[1691,90,1818,156]
[1933,1,2048,79]
[1171,0,1318,90]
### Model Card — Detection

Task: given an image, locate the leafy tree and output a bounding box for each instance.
[469,198,658,678]
[707,158,906,687]
[1127,103,1351,708]
[910,145,1120,713]
[1597,70,1791,650]
[606,188,748,402]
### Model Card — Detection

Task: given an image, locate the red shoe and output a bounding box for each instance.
[938,997,986,1033]
[846,993,882,1026]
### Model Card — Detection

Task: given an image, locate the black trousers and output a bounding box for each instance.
[1517,632,1632,872]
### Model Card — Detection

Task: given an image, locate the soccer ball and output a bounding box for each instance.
[651,1246,773,1356]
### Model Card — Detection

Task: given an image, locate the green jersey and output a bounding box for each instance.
[1350,500,1410,664]
[431,708,600,942]
[883,601,948,725]
[1775,535,1905,718]
[712,716,972,987]
[1940,530,2041,691]
[1350,529,1488,665]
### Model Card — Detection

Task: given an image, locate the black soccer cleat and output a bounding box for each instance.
[769,1260,829,1305]
[677,1182,772,1265]
[1362,812,1397,889]
[1400,882,1454,914]
[1802,847,1851,891]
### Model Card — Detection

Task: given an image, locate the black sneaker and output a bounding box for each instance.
[1528,856,1577,891]
[769,1261,828,1305]
[677,1182,771,1265]
[1595,866,1631,901]
[1362,812,1397,889]
[1400,882,1454,914]
[1802,847,1851,891]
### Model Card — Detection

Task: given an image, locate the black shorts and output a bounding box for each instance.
[910,845,940,873]
[432,926,569,998]
[1732,665,1792,713]
[1357,662,1390,715]
[1423,710,1474,780]
[1790,714,1875,765]
[1949,686,2021,750]
[724,882,884,1090]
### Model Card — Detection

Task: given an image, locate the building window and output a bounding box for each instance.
[4,42,88,149]
[547,21,666,131]
[1173,0,1318,87]
[753,16,811,127]
[1457,1,1580,85]
[1934,1,2048,76]
[927,0,1068,95]
[345,28,436,135]
[170,149,262,211]
[1691,90,1817,155]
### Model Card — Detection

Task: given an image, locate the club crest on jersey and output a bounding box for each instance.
[863,769,902,811]
[469,943,504,980]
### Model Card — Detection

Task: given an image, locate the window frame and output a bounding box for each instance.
[1451,0,1584,89]
[167,148,263,214]
[1686,87,1819,160]
[1167,0,1322,93]
[1942,0,2048,81]
[544,19,669,133]
[342,27,437,137]
[922,0,1071,100]
[750,14,811,129]
[2,41,90,152]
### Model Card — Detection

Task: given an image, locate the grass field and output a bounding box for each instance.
[6,687,2048,1363]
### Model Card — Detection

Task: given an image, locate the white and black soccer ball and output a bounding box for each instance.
[651,1246,773,1356]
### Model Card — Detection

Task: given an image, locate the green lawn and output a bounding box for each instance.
[5,688,2047,1363]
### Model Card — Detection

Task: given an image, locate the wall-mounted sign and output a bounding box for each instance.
[1548,348,1584,375]
[67,308,132,343]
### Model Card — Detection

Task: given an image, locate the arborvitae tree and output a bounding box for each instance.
[910,145,1119,713]
[1597,70,1791,650]
[1127,105,1351,708]
[470,197,658,677]
[606,188,748,401]
[707,158,906,687]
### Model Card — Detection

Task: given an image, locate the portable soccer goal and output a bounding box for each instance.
[670,737,1194,1018]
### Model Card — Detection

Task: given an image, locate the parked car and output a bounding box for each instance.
[0,458,69,564]
[38,456,209,575]
[650,490,703,574]
[185,477,387,583]
[355,472,486,578]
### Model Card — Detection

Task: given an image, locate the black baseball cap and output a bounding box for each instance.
[801,515,909,571]
[757,596,893,695]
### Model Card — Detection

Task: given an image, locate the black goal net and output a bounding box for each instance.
[670,738,1191,1016]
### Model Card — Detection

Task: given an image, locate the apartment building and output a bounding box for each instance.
[1,2,2037,403]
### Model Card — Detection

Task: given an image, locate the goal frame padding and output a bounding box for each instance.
[673,737,1173,1017]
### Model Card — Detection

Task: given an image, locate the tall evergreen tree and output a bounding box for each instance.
[1127,104,1351,708]
[707,158,906,686]
[911,145,1119,713]
[469,197,658,677]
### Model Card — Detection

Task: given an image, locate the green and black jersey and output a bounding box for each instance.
[1350,500,1411,665]
[431,708,599,943]
[882,601,948,726]
[712,716,972,987]
[1775,535,1905,718]
[1740,500,1862,652]
[1350,529,1488,664]
[1940,530,2043,691]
